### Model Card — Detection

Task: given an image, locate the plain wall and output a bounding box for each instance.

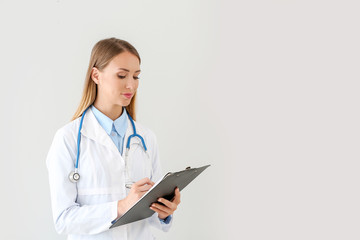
[0,0,359,239]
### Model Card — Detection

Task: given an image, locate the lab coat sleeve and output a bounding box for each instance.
[46,127,118,235]
[146,129,173,232]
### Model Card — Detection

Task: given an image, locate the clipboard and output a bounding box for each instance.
[109,164,211,229]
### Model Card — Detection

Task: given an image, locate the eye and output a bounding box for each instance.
[118,75,140,80]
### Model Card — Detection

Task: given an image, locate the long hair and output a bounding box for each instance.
[71,37,141,121]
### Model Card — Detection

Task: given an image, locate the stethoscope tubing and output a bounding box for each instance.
[75,106,90,170]
[71,105,149,183]
[127,114,147,151]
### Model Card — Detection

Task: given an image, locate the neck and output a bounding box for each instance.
[93,100,123,121]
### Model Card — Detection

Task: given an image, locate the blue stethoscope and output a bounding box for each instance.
[69,106,151,188]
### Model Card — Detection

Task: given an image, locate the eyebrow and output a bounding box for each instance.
[118,68,141,73]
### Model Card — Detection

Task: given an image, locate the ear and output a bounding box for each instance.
[91,67,100,84]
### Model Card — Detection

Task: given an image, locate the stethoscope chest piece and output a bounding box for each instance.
[69,171,80,183]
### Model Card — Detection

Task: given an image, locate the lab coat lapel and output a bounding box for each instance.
[80,108,120,155]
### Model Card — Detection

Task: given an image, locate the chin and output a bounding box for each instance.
[118,101,131,107]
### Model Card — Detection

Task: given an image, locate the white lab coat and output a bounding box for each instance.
[46,109,172,240]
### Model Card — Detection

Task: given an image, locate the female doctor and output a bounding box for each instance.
[46,37,181,240]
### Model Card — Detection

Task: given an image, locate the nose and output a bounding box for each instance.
[125,77,136,90]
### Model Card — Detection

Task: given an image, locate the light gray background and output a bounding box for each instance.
[0,0,359,239]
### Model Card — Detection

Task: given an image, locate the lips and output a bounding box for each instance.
[123,93,133,99]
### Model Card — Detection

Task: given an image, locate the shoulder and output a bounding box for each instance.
[52,117,81,146]
[46,118,81,166]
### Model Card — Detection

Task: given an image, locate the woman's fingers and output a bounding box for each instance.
[150,206,170,219]
[157,198,177,210]
[150,203,172,216]
[134,177,154,187]
[158,187,181,210]
[173,187,181,205]
[124,178,155,205]
[136,184,152,192]
[149,187,181,219]
[132,177,154,193]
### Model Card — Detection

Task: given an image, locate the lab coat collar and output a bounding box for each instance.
[90,105,128,137]
[80,107,142,155]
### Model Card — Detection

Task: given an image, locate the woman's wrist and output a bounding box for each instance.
[117,199,127,218]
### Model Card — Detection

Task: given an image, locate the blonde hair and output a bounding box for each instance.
[71,37,141,121]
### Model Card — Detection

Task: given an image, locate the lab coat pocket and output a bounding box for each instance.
[77,142,124,196]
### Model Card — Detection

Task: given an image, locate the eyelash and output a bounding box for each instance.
[118,75,140,80]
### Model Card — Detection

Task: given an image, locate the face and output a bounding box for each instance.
[91,51,140,107]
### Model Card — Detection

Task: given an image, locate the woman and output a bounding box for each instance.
[46,37,180,239]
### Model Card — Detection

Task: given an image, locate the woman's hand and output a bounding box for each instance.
[150,187,181,220]
[117,178,154,217]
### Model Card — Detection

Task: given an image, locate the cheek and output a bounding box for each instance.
[103,78,123,92]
